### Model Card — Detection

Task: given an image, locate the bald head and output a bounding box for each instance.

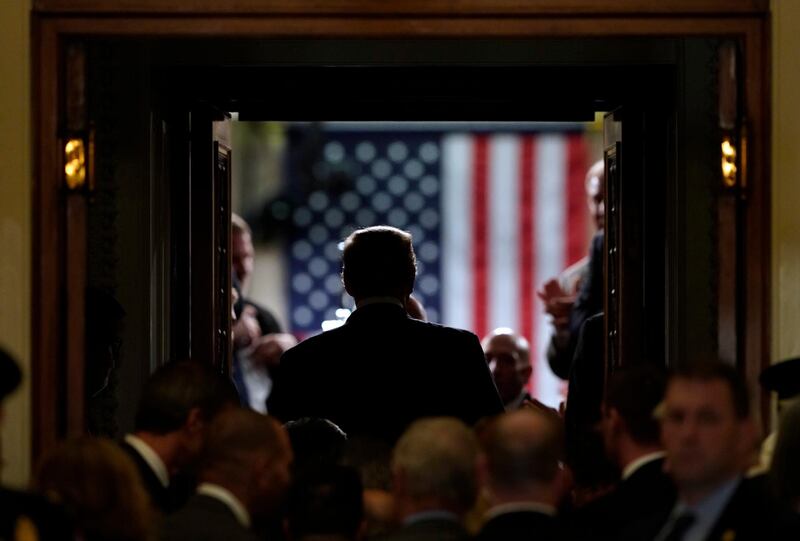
[202,409,293,516]
[203,409,288,474]
[586,160,605,230]
[482,328,532,406]
[482,409,564,491]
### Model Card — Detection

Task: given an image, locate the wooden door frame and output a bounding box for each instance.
[31,0,771,457]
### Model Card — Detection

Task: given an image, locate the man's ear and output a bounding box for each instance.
[342,272,354,298]
[184,407,204,434]
[520,365,533,382]
[606,407,624,437]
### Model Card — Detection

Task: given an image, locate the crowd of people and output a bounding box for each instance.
[2,181,800,540]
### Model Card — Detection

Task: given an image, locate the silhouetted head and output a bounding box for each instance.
[342,226,416,304]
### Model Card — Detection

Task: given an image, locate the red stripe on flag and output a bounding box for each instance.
[472,135,490,339]
[566,133,589,267]
[519,135,535,392]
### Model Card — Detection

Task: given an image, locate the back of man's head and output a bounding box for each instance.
[391,417,479,515]
[342,226,416,301]
[134,361,238,434]
[203,409,286,476]
[202,409,292,515]
[286,466,364,541]
[285,417,348,478]
[605,365,666,446]
[481,410,563,493]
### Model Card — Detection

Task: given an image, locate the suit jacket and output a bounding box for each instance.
[121,440,172,513]
[564,312,616,489]
[477,510,560,541]
[570,457,675,540]
[269,302,504,444]
[120,440,194,514]
[373,517,469,541]
[160,494,259,541]
[619,475,800,541]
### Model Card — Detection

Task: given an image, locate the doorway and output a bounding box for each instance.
[32,5,770,456]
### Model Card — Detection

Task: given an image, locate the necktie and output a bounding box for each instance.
[662,512,696,541]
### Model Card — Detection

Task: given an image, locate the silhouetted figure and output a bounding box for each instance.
[269,226,503,444]
[286,466,365,541]
[285,417,347,478]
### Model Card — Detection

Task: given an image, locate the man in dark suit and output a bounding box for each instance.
[122,361,239,513]
[161,409,293,541]
[477,409,565,541]
[375,418,479,541]
[621,362,799,541]
[570,366,674,540]
[482,328,533,411]
[269,225,503,444]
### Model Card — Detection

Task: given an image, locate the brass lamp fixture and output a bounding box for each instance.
[62,129,94,191]
[721,135,738,188]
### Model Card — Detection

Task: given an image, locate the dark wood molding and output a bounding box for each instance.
[41,15,764,38]
[33,0,769,16]
[32,17,61,457]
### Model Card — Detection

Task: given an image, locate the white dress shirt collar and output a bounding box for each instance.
[197,483,251,529]
[622,451,666,480]
[124,434,169,488]
[485,501,557,520]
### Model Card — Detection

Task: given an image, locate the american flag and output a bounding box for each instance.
[286,125,590,406]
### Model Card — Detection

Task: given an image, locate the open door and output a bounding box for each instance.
[603,103,670,377]
[189,106,233,374]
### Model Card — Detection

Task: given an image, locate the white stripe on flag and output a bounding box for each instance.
[488,134,520,332]
[441,134,474,332]
[534,134,567,406]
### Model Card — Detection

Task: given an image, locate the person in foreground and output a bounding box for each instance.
[160,408,293,541]
[477,409,566,541]
[375,417,480,541]
[621,361,799,541]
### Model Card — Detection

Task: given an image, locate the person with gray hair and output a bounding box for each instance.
[161,408,293,541]
[377,417,480,541]
[477,409,565,541]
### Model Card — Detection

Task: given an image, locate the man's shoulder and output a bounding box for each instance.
[406,318,480,340]
[162,495,257,541]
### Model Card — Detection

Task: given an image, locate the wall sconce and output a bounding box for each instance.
[721,135,737,188]
[63,129,94,192]
[64,138,86,190]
